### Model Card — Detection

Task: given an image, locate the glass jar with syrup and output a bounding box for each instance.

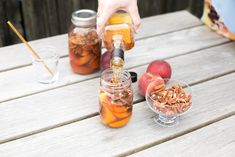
[68,9,101,75]
[99,68,133,128]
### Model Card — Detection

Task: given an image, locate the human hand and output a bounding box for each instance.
[97,0,141,37]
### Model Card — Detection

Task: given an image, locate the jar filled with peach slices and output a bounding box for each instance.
[99,69,133,128]
[68,9,101,74]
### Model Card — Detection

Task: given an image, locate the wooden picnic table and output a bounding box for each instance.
[0,11,235,157]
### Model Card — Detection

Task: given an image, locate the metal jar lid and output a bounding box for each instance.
[71,9,97,27]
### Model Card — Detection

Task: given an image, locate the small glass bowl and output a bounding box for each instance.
[145,79,192,127]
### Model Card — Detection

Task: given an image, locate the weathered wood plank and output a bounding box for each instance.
[0,26,229,103]
[0,42,234,144]
[1,72,235,156]
[135,11,202,39]
[129,116,235,157]
[0,11,202,72]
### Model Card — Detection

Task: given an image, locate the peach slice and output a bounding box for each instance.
[108,116,131,128]
[100,103,117,125]
[73,53,95,66]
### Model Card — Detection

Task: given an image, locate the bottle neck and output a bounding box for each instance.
[109,35,125,83]
[101,69,132,91]
[112,34,125,59]
[110,48,124,71]
[111,48,124,61]
[109,34,124,69]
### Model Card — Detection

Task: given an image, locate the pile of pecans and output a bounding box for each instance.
[150,83,192,115]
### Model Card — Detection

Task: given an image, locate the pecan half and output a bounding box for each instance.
[150,83,192,115]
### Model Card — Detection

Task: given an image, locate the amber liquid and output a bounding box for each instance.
[99,87,133,128]
[104,24,134,50]
[108,12,132,25]
[104,12,134,51]
[69,31,101,74]
[111,58,124,83]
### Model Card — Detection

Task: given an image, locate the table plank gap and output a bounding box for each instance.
[127,40,232,70]
[0,112,99,145]
[189,69,235,87]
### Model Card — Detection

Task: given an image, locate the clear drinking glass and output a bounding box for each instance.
[145,79,192,127]
[32,46,59,84]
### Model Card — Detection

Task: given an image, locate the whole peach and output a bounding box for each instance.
[147,60,172,80]
[101,51,112,70]
[138,72,164,96]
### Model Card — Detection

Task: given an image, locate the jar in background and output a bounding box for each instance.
[68,9,101,75]
[99,69,133,128]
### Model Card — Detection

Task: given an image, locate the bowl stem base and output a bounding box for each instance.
[153,114,179,127]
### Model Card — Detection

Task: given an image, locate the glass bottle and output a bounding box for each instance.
[68,9,101,75]
[99,68,133,128]
[103,11,135,51]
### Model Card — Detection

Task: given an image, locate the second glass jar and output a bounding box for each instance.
[68,9,101,75]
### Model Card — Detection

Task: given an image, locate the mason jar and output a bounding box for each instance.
[68,9,101,75]
[99,68,133,128]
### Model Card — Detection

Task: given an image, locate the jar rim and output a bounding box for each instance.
[32,46,59,62]
[101,68,131,90]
